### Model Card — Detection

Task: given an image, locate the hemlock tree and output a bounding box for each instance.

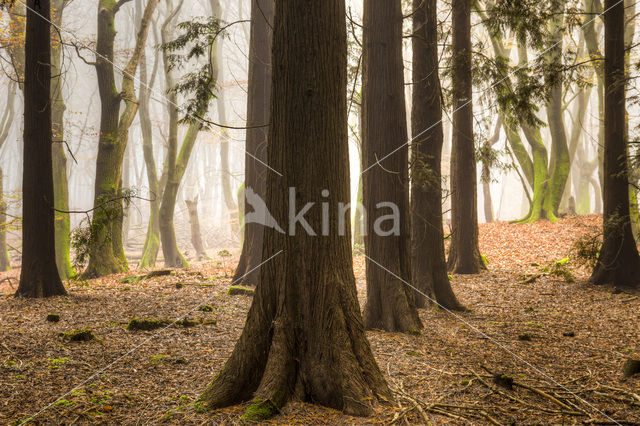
[411,0,465,311]
[82,0,159,278]
[16,0,66,297]
[232,0,273,287]
[447,0,485,274]
[361,0,422,333]
[199,0,392,419]
[589,0,640,287]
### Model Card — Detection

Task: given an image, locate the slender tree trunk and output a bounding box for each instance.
[16,0,66,297]
[447,0,484,273]
[232,0,273,287]
[185,196,209,261]
[411,0,465,311]
[590,0,640,287]
[0,172,11,271]
[200,1,392,418]
[541,6,570,221]
[50,0,74,280]
[139,13,165,269]
[361,0,422,332]
[0,83,16,272]
[481,118,502,223]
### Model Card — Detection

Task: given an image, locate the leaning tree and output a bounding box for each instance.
[16,0,66,297]
[199,0,392,419]
[590,0,640,287]
[361,0,422,333]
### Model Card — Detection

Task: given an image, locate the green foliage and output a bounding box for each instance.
[71,189,136,269]
[60,329,95,342]
[542,258,575,283]
[161,17,225,123]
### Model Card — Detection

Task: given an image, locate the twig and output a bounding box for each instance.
[513,381,574,411]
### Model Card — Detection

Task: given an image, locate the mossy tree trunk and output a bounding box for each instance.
[232,0,273,287]
[16,0,66,297]
[590,0,640,287]
[200,1,392,417]
[0,83,16,272]
[410,0,465,311]
[0,173,11,271]
[361,0,422,332]
[138,6,165,270]
[447,0,485,273]
[50,0,74,280]
[83,0,159,278]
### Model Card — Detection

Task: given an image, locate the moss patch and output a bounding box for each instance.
[227,286,254,296]
[242,399,280,421]
[61,329,95,342]
[46,314,60,323]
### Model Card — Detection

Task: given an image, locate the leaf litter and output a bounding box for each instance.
[0,215,638,424]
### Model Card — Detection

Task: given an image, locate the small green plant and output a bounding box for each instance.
[571,231,602,269]
[150,354,168,364]
[54,399,75,407]
[218,250,232,275]
[48,357,70,369]
[543,258,575,283]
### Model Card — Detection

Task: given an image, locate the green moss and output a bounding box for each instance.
[120,275,143,284]
[126,318,170,331]
[198,305,213,312]
[60,329,95,342]
[242,399,280,421]
[227,286,254,296]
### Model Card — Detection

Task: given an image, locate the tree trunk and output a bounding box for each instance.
[139,9,165,269]
[83,0,158,278]
[447,0,485,273]
[590,0,640,287]
[16,0,66,297]
[185,196,209,261]
[0,172,11,271]
[410,0,465,311]
[200,0,392,419]
[541,5,570,221]
[361,0,422,333]
[232,0,273,287]
[50,0,74,280]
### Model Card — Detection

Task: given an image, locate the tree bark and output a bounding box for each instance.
[232,0,273,287]
[590,0,640,287]
[411,0,465,311]
[16,0,66,297]
[361,0,422,333]
[200,0,392,419]
[447,0,485,273]
[83,0,159,278]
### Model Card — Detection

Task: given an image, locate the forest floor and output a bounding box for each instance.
[1,215,639,425]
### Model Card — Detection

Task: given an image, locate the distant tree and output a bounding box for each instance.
[200,0,392,418]
[447,0,485,273]
[16,0,66,297]
[361,0,422,333]
[232,0,273,287]
[0,172,11,271]
[411,0,465,311]
[590,0,640,287]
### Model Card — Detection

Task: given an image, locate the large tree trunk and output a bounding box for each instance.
[16,0,66,297]
[590,0,640,287]
[200,0,392,419]
[51,0,74,280]
[83,0,158,278]
[361,0,422,333]
[232,0,273,287]
[447,0,485,273]
[410,0,464,311]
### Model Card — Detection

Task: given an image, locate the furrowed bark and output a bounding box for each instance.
[362,0,422,332]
